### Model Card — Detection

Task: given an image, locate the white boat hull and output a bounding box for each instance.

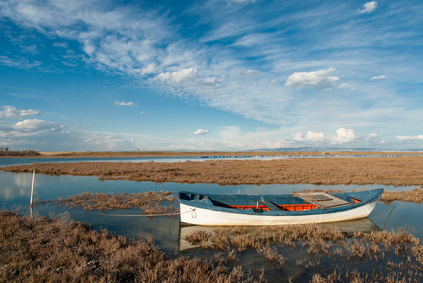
[180,200,378,226]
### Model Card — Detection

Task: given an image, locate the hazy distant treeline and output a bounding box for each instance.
[0,147,40,156]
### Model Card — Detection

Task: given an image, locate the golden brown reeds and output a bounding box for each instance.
[39,191,178,215]
[3,155,423,186]
[184,224,423,282]
[256,244,286,269]
[0,210,254,283]
[381,188,423,203]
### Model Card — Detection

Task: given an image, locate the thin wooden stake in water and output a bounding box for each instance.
[30,170,35,208]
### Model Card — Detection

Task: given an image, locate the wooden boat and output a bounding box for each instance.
[178,189,383,226]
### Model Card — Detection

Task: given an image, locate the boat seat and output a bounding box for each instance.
[259,199,281,211]
[292,192,350,209]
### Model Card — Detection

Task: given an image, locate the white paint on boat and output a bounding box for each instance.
[179,198,379,226]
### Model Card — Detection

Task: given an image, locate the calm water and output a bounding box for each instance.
[0,153,412,167]
[1,171,422,247]
[1,168,422,281]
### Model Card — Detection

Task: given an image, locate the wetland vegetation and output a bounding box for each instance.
[2,155,423,186]
[0,148,40,157]
[0,211,252,283]
[38,191,179,215]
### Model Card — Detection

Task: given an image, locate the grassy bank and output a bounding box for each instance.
[0,211,254,283]
[3,155,423,186]
[2,211,422,282]
[183,224,423,282]
[39,191,179,214]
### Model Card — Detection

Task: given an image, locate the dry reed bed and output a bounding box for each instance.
[184,224,423,282]
[381,188,423,203]
[38,191,179,215]
[0,211,254,283]
[3,156,423,186]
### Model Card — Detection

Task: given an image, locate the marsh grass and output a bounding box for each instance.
[381,188,423,203]
[3,156,423,186]
[39,191,179,215]
[0,211,254,283]
[184,224,423,282]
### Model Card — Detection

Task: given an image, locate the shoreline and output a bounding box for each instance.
[1,150,420,158]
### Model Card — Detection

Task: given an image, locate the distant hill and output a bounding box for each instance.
[252,147,422,152]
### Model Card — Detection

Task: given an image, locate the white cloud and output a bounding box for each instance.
[201,77,219,86]
[366,133,377,141]
[329,128,357,144]
[193,129,209,135]
[13,119,61,131]
[157,68,198,84]
[141,63,157,75]
[285,68,339,89]
[245,69,259,77]
[0,106,40,119]
[370,75,386,80]
[293,131,325,142]
[114,101,137,106]
[396,135,423,141]
[293,128,357,144]
[359,1,378,14]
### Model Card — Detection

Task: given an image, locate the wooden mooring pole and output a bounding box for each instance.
[30,170,35,208]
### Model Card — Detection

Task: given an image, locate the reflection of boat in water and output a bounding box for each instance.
[317,217,381,233]
[178,218,381,252]
[179,189,383,226]
[179,225,216,252]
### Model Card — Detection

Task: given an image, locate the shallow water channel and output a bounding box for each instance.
[1,169,423,281]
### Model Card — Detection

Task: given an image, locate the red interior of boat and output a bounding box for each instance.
[217,204,318,211]
[217,198,360,211]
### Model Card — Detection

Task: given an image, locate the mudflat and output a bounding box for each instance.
[2,155,423,186]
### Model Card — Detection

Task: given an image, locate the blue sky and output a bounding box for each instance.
[1,0,422,151]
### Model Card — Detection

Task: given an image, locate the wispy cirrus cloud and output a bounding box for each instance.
[0,55,41,69]
[1,0,423,151]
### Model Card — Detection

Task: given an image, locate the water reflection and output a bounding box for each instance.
[0,171,422,246]
[179,218,382,252]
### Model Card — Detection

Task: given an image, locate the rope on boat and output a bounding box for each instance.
[382,205,396,230]
[97,212,181,238]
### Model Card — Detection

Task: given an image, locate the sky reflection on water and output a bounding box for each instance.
[1,171,422,250]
